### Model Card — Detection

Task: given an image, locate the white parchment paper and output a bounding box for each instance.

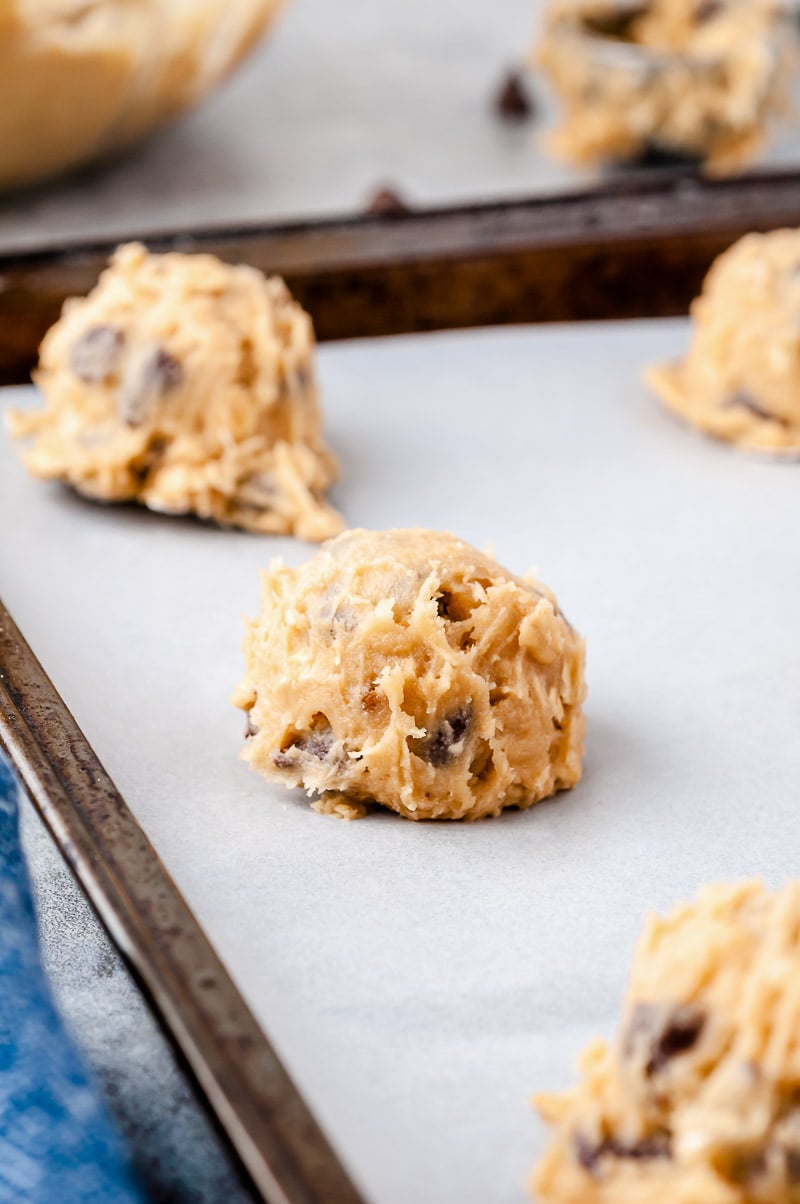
[2,321,800,1204]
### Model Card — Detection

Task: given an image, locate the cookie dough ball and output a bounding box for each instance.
[537,0,795,173]
[7,243,342,540]
[647,230,800,453]
[233,528,586,821]
[533,881,800,1204]
[0,0,283,190]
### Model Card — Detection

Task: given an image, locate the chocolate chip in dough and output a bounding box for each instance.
[722,390,788,426]
[623,1002,706,1077]
[69,325,123,382]
[574,1133,604,1173]
[273,715,335,767]
[118,345,182,427]
[410,706,472,767]
[575,1131,672,1174]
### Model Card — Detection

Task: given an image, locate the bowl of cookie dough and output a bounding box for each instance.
[0,0,285,191]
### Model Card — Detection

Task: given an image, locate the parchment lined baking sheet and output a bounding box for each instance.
[2,321,800,1204]
[3,0,800,254]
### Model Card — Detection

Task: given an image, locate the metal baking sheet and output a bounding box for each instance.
[2,320,800,1204]
[2,0,800,254]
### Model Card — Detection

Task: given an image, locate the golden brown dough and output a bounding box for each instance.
[233,528,586,821]
[536,0,795,173]
[533,881,800,1204]
[7,243,342,540]
[0,0,284,189]
[647,229,800,454]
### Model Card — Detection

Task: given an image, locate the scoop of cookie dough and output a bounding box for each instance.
[7,243,342,540]
[537,0,795,173]
[233,528,586,821]
[0,0,283,190]
[533,880,800,1204]
[647,229,800,454]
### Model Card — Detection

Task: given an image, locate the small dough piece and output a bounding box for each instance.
[0,0,284,190]
[233,528,586,821]
[536,0,795,173]
[647,230,800,454]
[533,881,800,1204]
[7,243,342,541]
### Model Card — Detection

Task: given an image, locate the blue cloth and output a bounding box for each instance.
[0,752,144,1204]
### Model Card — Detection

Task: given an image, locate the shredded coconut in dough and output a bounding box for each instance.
[7,243,343,540]
[537,0,795,172]
[533,881,800,1203]
[648,229,800,454]
[233,528,586,821]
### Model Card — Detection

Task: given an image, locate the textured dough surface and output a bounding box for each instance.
[533,881,800,1203]
[537,0,794,172]
[0,0,283,189]
[648,229,800,453]
[233,528,586,821]
[7,243,342,540]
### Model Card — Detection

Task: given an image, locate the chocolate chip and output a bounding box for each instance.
[244,713,259,739]
[118,345,182,427]
[575,1131,671,1174]
[494,70,534,120]
[273,717,334,768]
[69,325,123,382]
[366,187,411,217]
[623,1003,705,1077]
[618,1134,672,1161]
[300,732,333,758]
[575,1133,603,1172]
[694,0,724,23]
[410,706,471,767]
[722,390,787,426]
[653,1011,705,1069]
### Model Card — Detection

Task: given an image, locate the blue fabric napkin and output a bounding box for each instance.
[0,752,144,1204]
